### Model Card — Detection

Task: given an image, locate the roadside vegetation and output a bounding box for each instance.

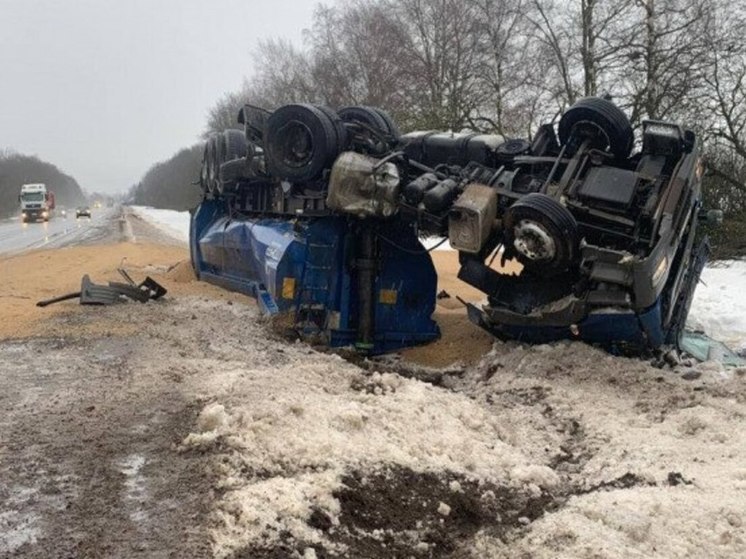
[128,145,202,211]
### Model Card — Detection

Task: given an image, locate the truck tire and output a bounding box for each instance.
[206,135,220,196]
[338,105,389,133]
[373,107,400,140]
[222,129,248,161]
[264,104,342,182]
[216,129,249,195]
[503,193,579,276]
[339,106,400,151]
[558,97,633,160]
[200,142,210,194]
[315,105,349,157]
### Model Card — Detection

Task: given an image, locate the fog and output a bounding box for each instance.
[0,0,316,194]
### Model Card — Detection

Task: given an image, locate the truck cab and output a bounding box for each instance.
[19,183,54,223]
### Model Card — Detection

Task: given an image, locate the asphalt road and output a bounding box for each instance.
[0,207,119,254]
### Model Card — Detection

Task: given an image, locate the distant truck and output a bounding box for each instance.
[19,183,55,223]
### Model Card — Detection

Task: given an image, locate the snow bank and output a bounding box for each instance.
[169,298,558,556]
[129,206,190,243]
[184,360,557,555]
[458,340,746,559]
[134,293,746,558]
[687,260,746,353]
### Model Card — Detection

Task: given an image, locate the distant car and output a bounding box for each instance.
[59,207,67,218]
[76,206,91,218]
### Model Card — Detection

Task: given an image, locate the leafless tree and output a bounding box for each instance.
[391,0,484,130]
[129,145,202,210]
[309,1,416,120]
[203,91,246,138]
[469,0,543,136]
[619,0,714,125]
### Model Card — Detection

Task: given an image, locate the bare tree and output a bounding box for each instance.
[578,0,637,97]
[309,1,416,119]
[701,4,746,195]
[527,0,579,107]
[470,0,544,136]
[620,0,714,124]
[392,0,484,130]
[203,91,246,138]
[249,38,318,107]
[130,145,202,210]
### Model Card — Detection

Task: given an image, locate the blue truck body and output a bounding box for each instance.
[190,199,440,354]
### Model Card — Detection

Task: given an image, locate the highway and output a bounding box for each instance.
[0,207,119,255]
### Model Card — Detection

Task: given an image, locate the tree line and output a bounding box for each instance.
[147,0,746,257]
[127,145,202,211]
[0,150,86,218]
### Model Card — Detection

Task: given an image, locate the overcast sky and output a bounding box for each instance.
[0,0,316,194]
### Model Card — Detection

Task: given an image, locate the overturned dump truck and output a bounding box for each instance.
[191,97,719,355]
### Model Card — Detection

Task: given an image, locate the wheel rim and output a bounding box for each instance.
[513,219,557,262]
[275,120,315,168]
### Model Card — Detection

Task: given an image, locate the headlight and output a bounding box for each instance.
[21,212,26,217]
[42,211,48,217]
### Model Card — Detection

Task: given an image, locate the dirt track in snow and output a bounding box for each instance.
[1,210,745,558]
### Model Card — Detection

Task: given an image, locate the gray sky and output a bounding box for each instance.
[0,0,317,194]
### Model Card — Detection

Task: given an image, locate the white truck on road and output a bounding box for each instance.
[19,183,55,223]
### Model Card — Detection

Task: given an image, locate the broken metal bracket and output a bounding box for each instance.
[36,272,168,308]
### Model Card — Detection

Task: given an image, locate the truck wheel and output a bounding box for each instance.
[338,105,398,153]
[220,159,257,194]
[221,129,248,161]
[264,104,342,182]
[339,106,389,133]
[315,105,349,158]
[206,134,220,196]
[373,108,400,140]
[503,193,579,276]
[199,142,210,194]
[216,129,249,195]
[558,97,633,160]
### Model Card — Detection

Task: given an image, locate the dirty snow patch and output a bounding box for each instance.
[118,454,149,524]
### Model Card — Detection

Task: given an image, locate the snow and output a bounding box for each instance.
[118,454,149,524]
[686,260,746,353]
[183,358,551,554]
[168,296,746,558]
[126,205,746,352]
[422,236,454,251]
[129,206,190,243]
